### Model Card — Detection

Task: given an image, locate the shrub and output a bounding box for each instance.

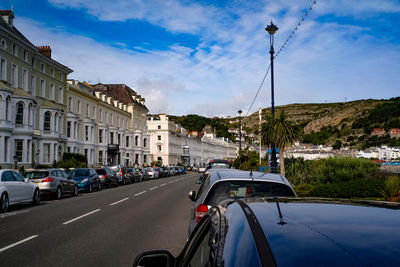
[309,179,384,198]
[295,183,314,197]
[379,176,400,201]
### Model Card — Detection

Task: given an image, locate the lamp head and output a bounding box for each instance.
[238,109,243,115]
[265,21,278,35]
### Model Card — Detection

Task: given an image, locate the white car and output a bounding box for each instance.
[0,169,40,212]
[147,168,159,179]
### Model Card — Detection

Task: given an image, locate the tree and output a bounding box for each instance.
[333,140,342,150]
[261,110,299,177]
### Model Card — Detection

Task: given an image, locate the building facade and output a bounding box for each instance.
[0,10,72,168]
[147,114,237,166]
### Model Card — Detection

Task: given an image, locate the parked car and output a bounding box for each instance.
[167,167,176,176]
[95,167,118,187]
[136,168,149,181]
[25,168,78,199]
[0,169,40,212]
[134,198,400,267]
[159,167,169,178]
[124,168,140,183]
[187,169,296,235]
[199,159,233,182]
[147,167,159,179]
[108,165,129,185]
[69,168,101,192]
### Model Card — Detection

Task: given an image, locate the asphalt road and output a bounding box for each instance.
[0,172,200,266]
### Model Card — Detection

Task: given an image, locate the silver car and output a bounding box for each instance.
[25,169,78,199]
[187,169,296,236]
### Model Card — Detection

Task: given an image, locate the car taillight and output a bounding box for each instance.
[195,204,209,223]
[120,170,123,176]
[42,177,55,182]
[104,174,108,179]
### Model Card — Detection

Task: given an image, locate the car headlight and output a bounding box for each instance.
[81,178,88,183]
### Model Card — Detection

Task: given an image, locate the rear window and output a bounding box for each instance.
[109,166,120,172]
[71,169,89,177]
[25,171,49,179]
[205,181,295,205]
[209,163,231,168]
[96,169,106,175]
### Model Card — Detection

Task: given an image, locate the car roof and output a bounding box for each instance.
[209,169,291,185]
[225,198,400,266]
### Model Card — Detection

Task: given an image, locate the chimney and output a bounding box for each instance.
[37,46,52,58]
[0,10,14,27]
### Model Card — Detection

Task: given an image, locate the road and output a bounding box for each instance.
[0,172,199,266]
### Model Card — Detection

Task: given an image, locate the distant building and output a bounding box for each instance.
[371,128,386,136]
[388,128,400,138]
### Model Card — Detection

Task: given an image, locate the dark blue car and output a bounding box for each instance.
[134,198,400,266]
[70,168,101,192]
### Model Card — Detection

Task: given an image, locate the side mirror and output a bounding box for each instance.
[188,190,196,201]
[24,178,29,182]
[133,250,174,267]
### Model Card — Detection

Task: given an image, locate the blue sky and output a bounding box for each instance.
[2,0,400,117]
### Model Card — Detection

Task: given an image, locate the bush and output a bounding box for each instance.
[57,153,87,169]
[295,183,314,197]
[308,178,385,198]
[379,176,400,201]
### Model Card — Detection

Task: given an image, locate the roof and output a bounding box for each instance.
[236,198,400,266]
[210,169,289,185]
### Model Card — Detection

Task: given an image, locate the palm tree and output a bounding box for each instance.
[261,110,299,176]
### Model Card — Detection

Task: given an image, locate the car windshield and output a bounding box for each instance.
[71,169,89,177]
[25,171,49,179]
[209,162,231,169]
[205,181,295,205]
[96,169,106,175]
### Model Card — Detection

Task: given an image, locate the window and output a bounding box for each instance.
[31,75,36,96]
[158,125,161,129]
[59,87,63,103]
[50,68,54,77]
[126,136,129,147]
[5,97,10,120]
[86,104,89,117]
[11,64,17,87]
[135,154,139,164]
[135,136,139,146]
[0,58,6,81]
[4,136,9,162]
[117,134,121,145]
[85,125,89,141]
[91,126,94,142]
[44,144,51,163]
[40,79,45,97]
[67,121,71,137]
[110,132,114,145]
[23,50,28,62]
[12,44,17,57]
[41,63,44,73]
[158,145,162,152]
[68,97,72,111]
[28,104,32,126]
[99,150,103,164]
[77,101,81,113]
[99,129,103,143]
[92,107,96,119]
[143,138,147,147]
[21,69,28,91]
[144,155,147,163]
[15,102,24,125]
[50,83,55,100]
[15,140,23,162]
[44,111,51,131]
[31,57,35,69]
[158,135,161,141]
[59,72,63,81]
[1,39,6,50]
[110,114,113,124]
[99,109,103,121]
[74,122,77,138]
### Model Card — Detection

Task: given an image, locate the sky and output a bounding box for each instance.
[1,0,399,117]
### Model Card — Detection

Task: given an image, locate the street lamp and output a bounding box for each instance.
[238,109,243,164]
[13,155,18,170]
[266,21,278,173]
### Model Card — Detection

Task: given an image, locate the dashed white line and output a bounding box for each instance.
[0,209,30,219]
[134,191,146,196]
[168,181,174,184]
[62,209,101,225]
[149,186,158,190]
[160,183,167,186]
[0,235,38,253]
[174,179,179,182]
[110,197,129,206]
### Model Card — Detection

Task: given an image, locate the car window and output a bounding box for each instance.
[61,171,69,178]
[50,170,58,176]
[12,172,25,181]
[25,171,49,179]
[96,169,106,175]
[2,171,15,182]
[196,175,211,201]
[109,166,119,172]
[71,169,89,177]
[205,181,295,205]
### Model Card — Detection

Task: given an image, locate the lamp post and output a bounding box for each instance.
[13,155,18,170]
[266,21,278,173]
[238,109,243,164]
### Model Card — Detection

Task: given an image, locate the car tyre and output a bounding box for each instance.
[88,183,93,193]
[54,187,62,200]
[98,182,102,191]
[31,189,40,206]
[0,193,9,213]
[73,186,78,196]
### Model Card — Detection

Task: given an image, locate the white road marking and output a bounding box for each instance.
[174,179,179,182]
[168,181,174,184]
[0,235,38,253]
[62,209,101,225]
[110,197,129,206]
[0,209,30,219]
[134,191,146,196]
[149,186,158,190]
[160,183,167,186]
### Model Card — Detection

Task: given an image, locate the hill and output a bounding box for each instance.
[168,97,400,149]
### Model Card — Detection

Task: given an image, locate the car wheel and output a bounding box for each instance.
[98,182,102,191]
[73,186,78,196]
[54,187,62,200]
[31,189,40,206]
[0,193,9,213]
[88,183,93,193]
